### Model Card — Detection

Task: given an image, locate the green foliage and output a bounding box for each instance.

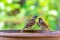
[0,0,59,30]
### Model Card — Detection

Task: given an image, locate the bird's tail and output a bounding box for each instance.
[20,27,26,33]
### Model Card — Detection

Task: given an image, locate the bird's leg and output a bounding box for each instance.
[20,16,37,33]
[20,26,28,33]
[20,27,25,33]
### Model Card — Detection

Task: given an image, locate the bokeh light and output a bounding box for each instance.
[0,0,59,30]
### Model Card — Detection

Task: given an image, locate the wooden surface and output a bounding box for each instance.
[0,30,60,40]
[0,31,60,37]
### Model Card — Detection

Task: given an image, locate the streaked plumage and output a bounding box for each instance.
[21,16,37,32]
[37,18,50,32]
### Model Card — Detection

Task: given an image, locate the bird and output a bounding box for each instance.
[21,16,37,32]
[37,18,50,32]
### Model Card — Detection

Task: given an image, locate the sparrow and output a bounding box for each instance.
[21,16,37,32]
[37,18,50,32]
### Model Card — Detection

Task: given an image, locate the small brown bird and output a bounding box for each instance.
[37,18,50,32]
[21,16,37,32]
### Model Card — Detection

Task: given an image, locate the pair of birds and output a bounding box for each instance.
[21,16,50,32]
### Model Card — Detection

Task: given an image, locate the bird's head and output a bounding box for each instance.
[39,18,43,23]
[32,16,37,20]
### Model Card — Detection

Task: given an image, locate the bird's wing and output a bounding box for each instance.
[42,22,48,27]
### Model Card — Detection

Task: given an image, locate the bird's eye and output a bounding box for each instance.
[39,19,42,22]
[33,17,35,18]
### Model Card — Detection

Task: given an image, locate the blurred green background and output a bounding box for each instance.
[0,0,59,30]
